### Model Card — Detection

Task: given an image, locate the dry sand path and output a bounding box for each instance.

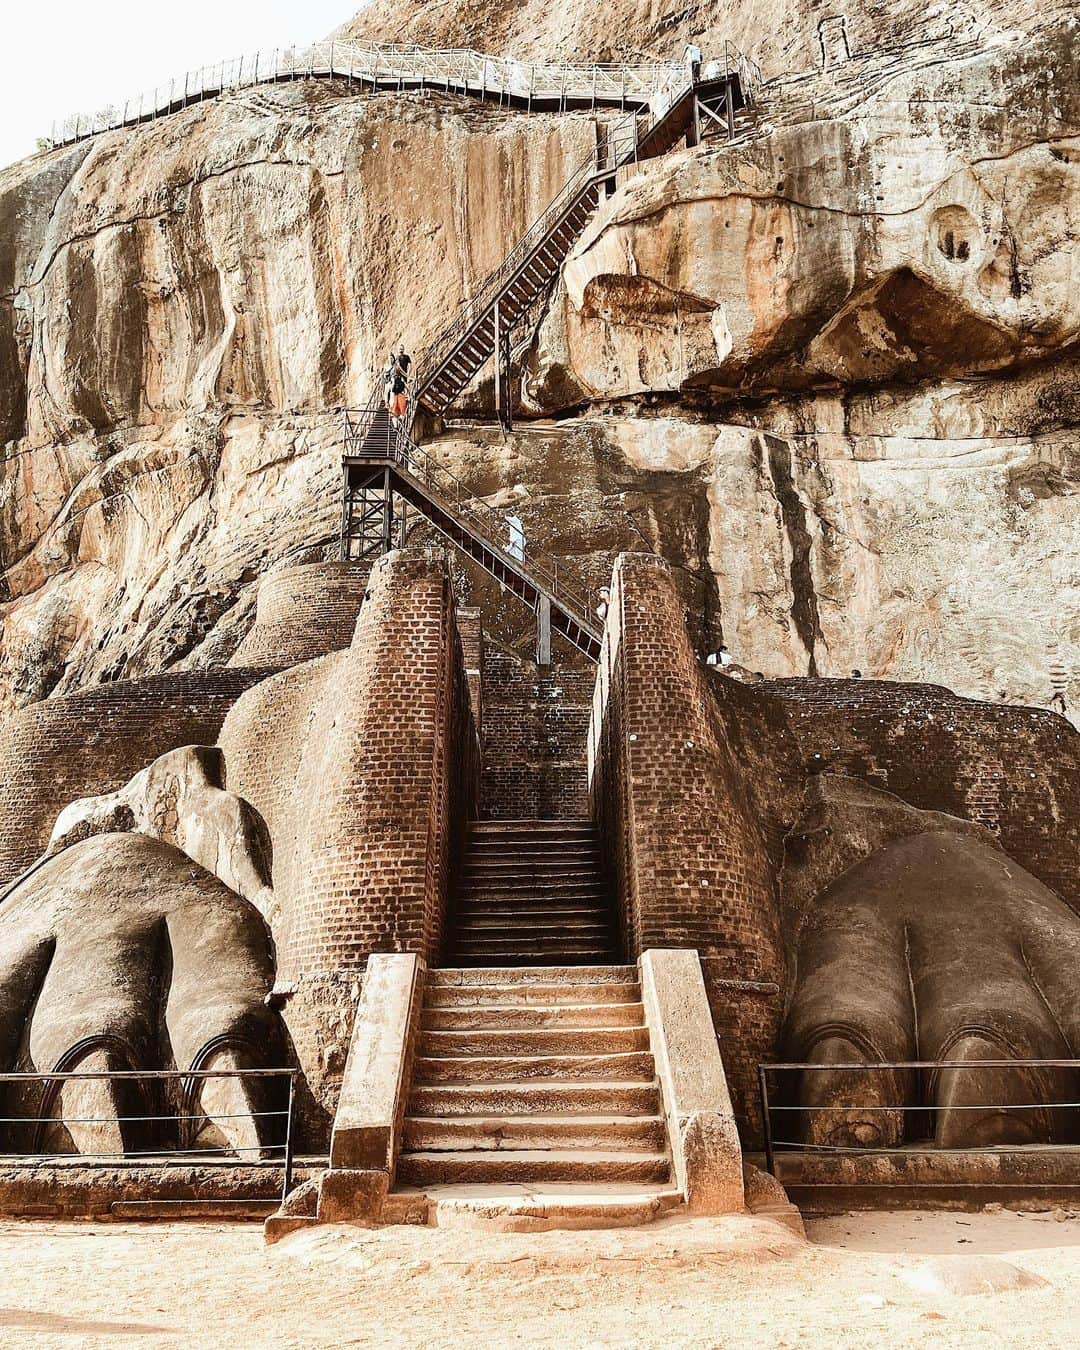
[2,1209,1079,1346]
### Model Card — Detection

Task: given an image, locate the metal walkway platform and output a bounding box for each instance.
[53,40,755,145]
[342,408,602,661]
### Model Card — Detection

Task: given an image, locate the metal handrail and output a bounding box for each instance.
[49,39,686,145]
[409,47,755,399]
[345,398,600,629]
[759,1059,1080,1175]
[0,1066,297,1202]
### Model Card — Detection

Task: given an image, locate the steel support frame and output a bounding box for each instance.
[342,465,404,561]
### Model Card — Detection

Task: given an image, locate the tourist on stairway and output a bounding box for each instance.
[683,41,702,84]
[705,643,733,668]
[386,346,411,424]
[506,512,526,562]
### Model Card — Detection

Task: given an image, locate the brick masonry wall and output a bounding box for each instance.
[768,678,1080,912]
[481,647,594,819]
[588,554,799,1137]
[220,549,480,1142]
[285,548,479,978]
[229,561,372,670]
[0,669,274,887]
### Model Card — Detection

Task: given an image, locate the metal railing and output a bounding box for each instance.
[49,39,686,145]
[759,1060,1080,1175]
[408,43,757,402]
[0,1067,297,1205]
[410,107,648,399]
[344,399,600,628]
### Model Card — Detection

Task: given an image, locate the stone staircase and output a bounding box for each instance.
[446,820,619,966]
[396,966,673,1195]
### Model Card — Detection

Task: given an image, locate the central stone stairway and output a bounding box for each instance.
[396,966,675,1219]
[446,820,618,966]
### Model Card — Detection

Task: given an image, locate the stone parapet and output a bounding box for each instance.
[640,948,744,1213]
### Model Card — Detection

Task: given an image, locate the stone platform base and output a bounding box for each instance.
[770,1147,1080,1215]
[0,1161,323,1220]
[391,1182,683,1232]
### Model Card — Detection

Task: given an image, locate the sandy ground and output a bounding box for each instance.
[2,1208,1079,1347]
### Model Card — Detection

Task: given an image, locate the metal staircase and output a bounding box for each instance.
[342,407,602,660]
[412,58,755,423]
[340,46,763,661]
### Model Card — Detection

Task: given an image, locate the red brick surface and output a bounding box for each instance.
[588,554,796,1135]
[0,669,273,887]
[219,549,480,1142]
[229,561,372,669]
[768,678,1080,912]
[224,549,479,980]
[482,648,594,819]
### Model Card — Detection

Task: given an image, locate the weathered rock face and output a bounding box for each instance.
[338,0,1070,89]
[529,32,1080,404]
[0,83,599,710]
[0,16,1077,720]
[420,410,1077,711]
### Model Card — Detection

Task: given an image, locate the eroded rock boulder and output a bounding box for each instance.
[46,744,276,924]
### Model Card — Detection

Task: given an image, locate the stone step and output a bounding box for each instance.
[423,1001,646,1030]
[452,919,612,938]
[401,1114,666,1152]
[467,837,599,850]
[426,981,641,1007]
[408,1080,660,1117]
[448,932,614,950]
[454,905,611,922]
[419,1026,648,1058]
[469,815,591,826]
[463,860,601,874]
[427,966,636,986]
[457,885,607,902]
[414,1050,654,1084]
[408,1183,682,1232]
[467,838,596,851]
[397,1150,670,1186]
[444,950,617,968]
[457,891,607,907]
[464,845,600,859]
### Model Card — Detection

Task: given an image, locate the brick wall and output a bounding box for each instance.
[481,648,594,819]
[229,561,372,669]
[588,554,799,1136]
[285,548,479,976]
[220,548,480,1141]
[769,678,1080,912]
[0,669,274,887]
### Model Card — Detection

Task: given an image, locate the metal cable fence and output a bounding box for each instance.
[759,1060,1080,1175]
[49,40,687,145]
[0,1067,298,1205]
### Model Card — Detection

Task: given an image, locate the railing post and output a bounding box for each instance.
[536,594,552,665]
[758,1065,775,1175]
[282,1071,295,1203]
[492,300,502,429]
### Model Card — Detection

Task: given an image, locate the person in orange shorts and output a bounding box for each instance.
[385,346,411,422]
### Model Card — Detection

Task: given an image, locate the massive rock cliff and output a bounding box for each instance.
[0,7,1077,716]
[0,84,599,708]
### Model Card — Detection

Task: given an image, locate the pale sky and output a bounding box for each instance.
[1,1,362,169]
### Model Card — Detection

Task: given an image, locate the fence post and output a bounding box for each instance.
[758,1065,775,1174]
[282,1072,295,1204]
